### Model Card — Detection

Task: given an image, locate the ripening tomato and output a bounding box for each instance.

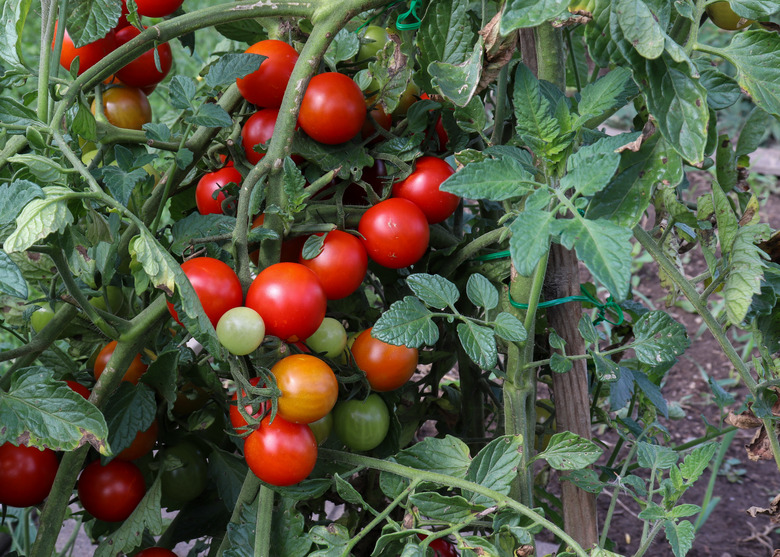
[249,214,307,265]
[115,418,158,461]
[299,230,367,300]
[217,306,266,355]
[135,0,183,18]
[245,262,326,341]
[55,22,116,76]
[195,167,242,215]
[299,73,366,145]
[168,257,243,328]
[93,340,148,384]
[92,86,152,130]
[0,443,59,508]
[244,414,317,486]
[229,377,266,434]
[136,549,178,557]
[706,2,754,30]
[391,156,458,224]
[237,40,299,108]
[271,354,338,424]
[332,394,390,451]
[358,198,429,268]
[114,26,173,89]
[78,459,146,522]
[351,328,418,391]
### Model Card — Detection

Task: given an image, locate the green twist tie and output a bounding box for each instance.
[355,0,405,33]
[510,286,624,326]
[396,0,422,30]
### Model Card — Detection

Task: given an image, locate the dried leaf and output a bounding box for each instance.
[726,410,763,430]
[746,493,780,523]
[477,11,518,93]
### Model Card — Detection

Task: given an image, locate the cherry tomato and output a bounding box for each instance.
[0,443,59,508]
[114,26,173,89]
[391,156,458,224]
[160,441,208,506]
[92,86,152,130]
[244,414,317,486]
[332,394,390,451]
[356,25,389,63]
[55,22,116,76]
[358,198,429,269]
[93,340,148,385]
[217,306,266,355]
[136,549,178,557]
[271,354,338,424]
[30,305,55,333]
[305,317,347,359]
[299,73,366,145]
[706,1,753,30]
[299,230,367,300]
[115,418,158,461]
[229,377,266,434]
[237,40,299,108]
[393,81,421,117]
[418,533,458,557]
[434,115,449,151]
[78,459,146,522]
[195,167,242,215]
[66,380,91,399]
[168,257,243,328]
[245,262,326,341]
[241,108,278,165]
[308,412,333,445]
[351,327,418,392]
[135,0,183,18]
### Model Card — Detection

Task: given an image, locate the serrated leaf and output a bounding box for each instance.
[440,157,539,201]
[492,312,527,342]
[0,251,27,298]
[271,500,312,557]
[324,29,359,70]
[407,273,459,309]
[394,435,471,478]
[131,231,177,295]
[562,139,621,197]
[144,122,172,143]
[0,97,38,127]
[206,53,265,88]
[292,134,373,179]
[695,62,741,110]
[410,492,483,521]
[590,350,619,381]
[664,519,694,557]
[372,296,438,348]
[724,224,770,326]
[103,382,156,457]
[561,468,606,494]
[169,76,197,110]
[500,0,569,33]
[100,167,148,207]
[457,321,497,369]
[429,38,483,107]
[535,431,602,471]
[632,311,690,365]
[509,210,554,276]
[334,473,370,507]
[309,523,351,552]
[616,0,665,59]
[170,213,237,256]
[637,441,678,470]
[0,0,32,77]
[736,106,768,158]
[9,154,67,183]
[282,157,307,213]
[679,443,717,484]
[187,103,233,128]
[64,0,122,47]
[465,435,524,506]
[577,314,599,346]
[574,67,638,128]
[301,233,326,260]
[633,369,668,418]
[513,64,561,154]
[3,186,74,253]
[466,274,499,310]
[721,31,780,118]
[0,180,44,226]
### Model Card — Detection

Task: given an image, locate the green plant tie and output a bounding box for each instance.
[355,0,405,33]
[396,0,422,30]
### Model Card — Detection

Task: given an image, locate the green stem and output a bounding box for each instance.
[0,135,28,169]
[254,485,274,557]
[600,442,640,547]
[632,520,664,557]
[215,471,261,556]
[641,466,658,544]
[694,428,736,532]
[37,0,58,122]
[438,227,506,277]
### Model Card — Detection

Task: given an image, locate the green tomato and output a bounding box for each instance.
[160,441,208,508]
[706,1,753,30]
[305,317,347,359]
[216,307,266,355]
[356,25,389,63]
[88,285,124,313]
[308,412,333,445]
[333,394,390,452]
[30,305,55,333]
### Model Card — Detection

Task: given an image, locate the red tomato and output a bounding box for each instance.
[299,73,366,145]
[237,40,299,108]
[115,418,158,461]
[271,354,338,424]
[135,0,183,18]
[0,443,59,508]
[55,22,116,76]
[358,198,430,268]
[241,109,278,165]
[391,156,458,224]
[195,167,242,215]
[136,549,178,557]
[92,86,152,130]
[114,26,172,89]
[168,257,244,328]
[229,377,266,434]
[244,414,317,486]
[77,459,146,522]
[351,328,418,391]
[299,230,367,300]
[93,340,148,385]
[245,263,326,341]
[66,380,91,399]
[418,534,458,557]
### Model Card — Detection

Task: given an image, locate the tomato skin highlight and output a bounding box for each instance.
[358,198,430,269]
[299,230,368,300]
[271,354,338,424]
[392,156,458,224]
[93,340,148,384]
[245,262,327,341]
[237,40,299,108]
[168,257,244,328]
[299,72,366,145]
[351,328,418,392]
[78,459,146,522]
[114,26,173,89]
[195,167,243,215]
[332,394,390,451]
[0,443,59,508]
[244,414,318,486]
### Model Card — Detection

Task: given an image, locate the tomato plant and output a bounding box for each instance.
[236,39,299,108]
[245,262,327,341]
[195,166,242,215]
[115,419,158,461]
[160,441,208,506]
[0,443,59,508]
[298,72,366,145]
[332,394,390,451]
[299,230,368,300]
[93,86,152,130]
[93,340,148,384]
[113,26,173,89]
[358,198,430,269]
[351,328,418,392]
[168,257,243,327]
[243,414,317,486]
[270,354,338,424]
[391,156,458,224]
[135,0,184,18]
[216,306,266,355]
[78,460,146,522]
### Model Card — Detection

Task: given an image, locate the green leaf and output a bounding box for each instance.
[457,321,497,369]
[3,186,74,253]
[204,448,246,510]
[417,0,476,94]
[206,53,266,88]
[169,75,197,110]
[466,274,499,310]
[187,103,234,128]
[0,368,108,453]
[465,435,525,506]
[573,67,638,129]
[513,64,561,155]
[170,213,238,256]
[509,210,554,276]
[679,443,718,484]
[0,0,32,78]
[664,519,695,557]
[429,38,483,107]
[549,331,566,351]
[131,231,178,296]
[310,524,351,554]
[590,350,619,381]
[500,0,569,34]
[176,148,194,169]
[324,29,359,70]
[632,310,690,365]
[372,296,438,348]
[270,500,312,557]
[562,138,621,197]
[454,95,487,134]
[669,504,701,519]
[334,473,370,508]
[103,382,156,457]
[616,0,665,59]
[550,352,573,373]
[368,41,414,114]
[100,167,148,207]
[0,180,44,226]
[492,312,527,343]
[9,154,68,183]
[561,468,606,494]
[637,441,678,470]
[215,19,265,44]
[633,369,668,418]
[144,122,172,143]
[578,314,599,346]
[736,106,769,158]
[535,431,603,470]
[724,224,770,325]
[293,134,373,179]
[409,492,484,521]
[556,218,632,299]
[407,273,459,309]
[638,501,667,521]
[0,97,38,127]
[0,251,27,298]
[695,62,741,110]
[720,31,780,118]
[728,0,779,19]
[282,157,307,214]
[712,181,738,254]
[393,435,471,478]
[64,0,121,47]
[440,157,538,201]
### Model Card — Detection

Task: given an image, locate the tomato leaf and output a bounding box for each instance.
[457,321,497,369]
[512,64,564,157]
[561,138,621,197]
[500,0,569,34]
[728,0,779,19]
[334,473,370,508]
[736,105,769,158]
[271,499,312,557]
[492,312,527,343]
[407,273,459,309]
[100,166,148,207]
[465,435,525,506]
[573,67,638,129]
[170,213,237,256]
[323,29,359,71]
[0,250,27,298]
[509,209,554,276]
[309,523,351,554]
[534,431,602,471]
[169,75,197,110]
[3,186,74,253]
[410,492,486,521]
[0,97,38,127]
[64,0,122,48]
[550,352,573,373]
[560,468,606,495]
[394,435,471,478]
[440,157,539,201]
[103,382,156,457]
[215,19,265,44]
[695,62,741,110]
[187,103,233,128]
[679,443,718,484]
[615,0,665,59]
[293,134,373,179]
[631,310,690,365]
[724,224,771,325]
[428,38,483,107]
[0,0,32,81]
[206,53,266,88]
[466,274,498,311]
[372,296,438,348]
[0,180,44,226]
[141,350,179,409]
[664,519,695,557]
[637,440,679,470]
[9,154,68,184]
[589,350,619,382]
[208,448,249,510]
